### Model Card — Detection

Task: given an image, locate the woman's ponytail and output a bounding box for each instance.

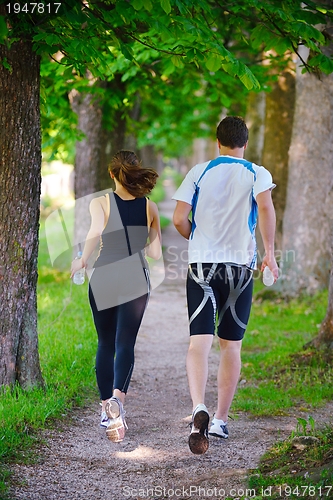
[109,150,158,197]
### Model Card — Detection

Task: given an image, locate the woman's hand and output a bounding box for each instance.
[70,258,84,279]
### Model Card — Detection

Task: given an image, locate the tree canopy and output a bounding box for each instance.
[1,0,333,388]
[2,0,332,78]
[3,0,332,161]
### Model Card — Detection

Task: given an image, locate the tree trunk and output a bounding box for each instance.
[139,145,160,172]
[307,27,333,347]
[70,75,138,250]
[309,221,333,350]
[261,64,295,253]
[0,40,44,388]
[245,91,266,263]
[70,85,104,250]
[245,91,266,166]
[280,48,333,295]
[97,77,127,192]
[99,78,141,184]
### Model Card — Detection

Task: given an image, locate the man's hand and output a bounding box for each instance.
[260,255,279,283]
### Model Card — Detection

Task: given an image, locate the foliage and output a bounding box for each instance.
[232,287,332,417]
[247,420,333,500]
[0,229,330,494]
[2,0,333,161]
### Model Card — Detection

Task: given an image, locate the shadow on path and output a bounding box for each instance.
[9,178,333,500]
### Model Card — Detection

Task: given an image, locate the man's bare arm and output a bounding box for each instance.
[257,190,279,281]
[173,201,192,240]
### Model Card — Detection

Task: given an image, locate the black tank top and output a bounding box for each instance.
[94,192,148,268]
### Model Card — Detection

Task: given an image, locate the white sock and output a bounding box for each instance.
[212,416,227,425]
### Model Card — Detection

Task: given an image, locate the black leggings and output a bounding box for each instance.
[89,286,149,400]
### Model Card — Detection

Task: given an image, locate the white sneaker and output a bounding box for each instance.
[188,403,209,455]
[209,417,229,439]
[105,396,128,442]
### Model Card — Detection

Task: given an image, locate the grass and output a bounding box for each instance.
[0,174,170,496]
[232,284,332,417]
[225,282,333,500]
[245,418,333,499]
[0,229,97,497]
[0,169,332,496]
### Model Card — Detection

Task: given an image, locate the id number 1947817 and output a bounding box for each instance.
[6,3,62,15]
[277,485,332,497]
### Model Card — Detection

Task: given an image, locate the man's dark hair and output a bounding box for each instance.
[216,116,248,149]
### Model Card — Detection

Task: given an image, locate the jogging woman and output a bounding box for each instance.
[71,150,162,442]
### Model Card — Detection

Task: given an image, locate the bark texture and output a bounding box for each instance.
[280,57,333,294]
[70,76,138,250]
[245,91,266,262]
[98,78,143,190]
[0,40,44,388]
[310,26,333,347]
[70,86,104,250]
[245,91,266,166]
[309,221,333,349]
[98,77,127,192]
[261,65,296,252]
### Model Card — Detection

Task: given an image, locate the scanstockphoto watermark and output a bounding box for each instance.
[122,485,258,498]
[44,190,165,310]
[45,190,296,301]
[165,245,296,281]
[123,484,333,498]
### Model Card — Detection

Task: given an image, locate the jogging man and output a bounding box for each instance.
[173,116,278,455]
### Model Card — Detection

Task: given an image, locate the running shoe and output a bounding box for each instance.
[100,411,110,428]
[188,403,209,455]
[105,396,128,442]
[208,416,229,439]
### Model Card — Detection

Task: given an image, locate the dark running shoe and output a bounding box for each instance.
[188,403,209,455]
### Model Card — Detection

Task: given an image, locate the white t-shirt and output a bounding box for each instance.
[172,155,275,269]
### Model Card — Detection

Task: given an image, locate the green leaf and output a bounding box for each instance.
[205,54,222,72]
[33,33,48,43]
[142,0,153,11]
[151,20,172,42]
[250,24,267,50]
[221,94,232,108]
[238,65,260,91]
[1,57,12,72]
[273,36,293,56]
[160,0,171,15]
[0,15,8,43]
[171,55,184,68]
[63,66,74,79]
[45,34,60,46]
[222,61,238,78]
[291,22,325,45]
[162,57,176,76]
[119,42,134,61]
[308,54,333,75]
[320,57,333,75]
[185,48,196,61]
[132,0,143,10]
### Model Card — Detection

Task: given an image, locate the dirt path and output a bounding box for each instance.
[9,179,333,500]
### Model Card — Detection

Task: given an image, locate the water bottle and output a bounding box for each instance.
[73,251,85,285]
[263,266,274,287]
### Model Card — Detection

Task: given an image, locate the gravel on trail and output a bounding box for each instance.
[9,179,333,500]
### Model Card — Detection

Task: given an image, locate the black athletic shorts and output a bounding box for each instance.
[186,262,253,341]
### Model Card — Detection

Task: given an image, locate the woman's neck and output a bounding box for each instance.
[113,180,135,200]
